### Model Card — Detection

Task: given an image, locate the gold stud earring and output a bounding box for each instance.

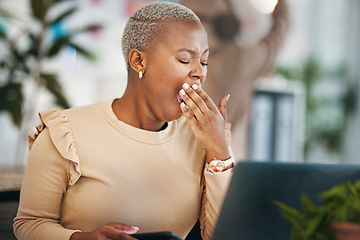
[139,70,143,79]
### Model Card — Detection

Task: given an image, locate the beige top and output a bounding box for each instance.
[14,99,233,240]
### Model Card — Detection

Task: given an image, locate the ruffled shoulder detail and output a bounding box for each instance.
[28,108,81,186]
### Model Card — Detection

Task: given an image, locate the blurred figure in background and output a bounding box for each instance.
[181,0,289,161]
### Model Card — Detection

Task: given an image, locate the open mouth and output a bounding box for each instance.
[177,94,184,104]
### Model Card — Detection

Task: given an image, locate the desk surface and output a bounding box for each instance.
[0,169,24,192]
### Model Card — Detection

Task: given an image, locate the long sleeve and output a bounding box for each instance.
[199,170,232,240]
[14,109,82,240]
[198,123,234,240]
[13,127,79,240]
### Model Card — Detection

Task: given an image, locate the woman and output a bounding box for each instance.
[14,2,234,240]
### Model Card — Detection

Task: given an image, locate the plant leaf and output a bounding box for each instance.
[290,227,303,240]
[320,182,349,200]
[0,26,7,39]
[49,6,78,26]
[68,42,96,61]
[300,194,316,215]
[46,36,71,58]
[305,214,325,237]
[9,44,30,73]
[274,201,304,230]
[0,60,7,68]
[0,8,17,20]
[27,33,40,57]
[40,73,70,109]
[333,204,349,222]
[46,22,101,58]
[53,0,76,4]
[354,180,360,190]
[0,83,23,127]
[274,201,302,217]
[30,0,48,21]
[70,24,102,36]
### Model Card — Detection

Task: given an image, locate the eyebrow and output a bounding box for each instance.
[178,48,209,55]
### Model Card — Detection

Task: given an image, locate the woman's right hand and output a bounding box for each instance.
[70,222,139,240]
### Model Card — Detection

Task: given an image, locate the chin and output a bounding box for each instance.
[174,112,184,120]
[169,112,183,122]
[166,107,183,122]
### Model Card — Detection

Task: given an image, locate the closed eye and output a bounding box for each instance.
[178,59,189,64]
[201,62,208,66]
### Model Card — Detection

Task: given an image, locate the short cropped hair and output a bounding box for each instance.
[121,2,200,68]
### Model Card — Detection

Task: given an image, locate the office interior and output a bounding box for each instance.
[0,0,359,239]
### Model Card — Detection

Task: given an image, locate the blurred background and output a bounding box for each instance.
[0,0,359,169]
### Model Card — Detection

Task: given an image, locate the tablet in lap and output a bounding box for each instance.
[131,231,182,240]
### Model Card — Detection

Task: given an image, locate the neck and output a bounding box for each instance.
[112,86,166,132]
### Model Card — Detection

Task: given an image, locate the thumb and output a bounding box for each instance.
[108,222,139,234]
[218,94,230,122]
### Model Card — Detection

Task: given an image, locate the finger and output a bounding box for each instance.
[102,225,138,240]
[108,222,139,234]
[189,83,218,111]
[181,83,208,115]
[180,102,197,122]
[179,89,204,119]
[218,94,230,122]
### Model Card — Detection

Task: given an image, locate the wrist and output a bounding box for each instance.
[205,148,231,164]
[206,156,234,173]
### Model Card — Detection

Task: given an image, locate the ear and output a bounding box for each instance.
[128,49,146,74]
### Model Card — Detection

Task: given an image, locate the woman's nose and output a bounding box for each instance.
[189,61,207,82]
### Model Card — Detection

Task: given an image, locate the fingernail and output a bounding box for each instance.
[180,89,186,96]
[123,226,139,234]
[226,94,230,101]
[180,102,186,108]
[192,84,198,90]
[183,83,190,89]
[132,227,139,232]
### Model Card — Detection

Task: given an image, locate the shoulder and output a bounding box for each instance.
[27,99,110,182]
[31,99,113,145]
[62,100,104,121]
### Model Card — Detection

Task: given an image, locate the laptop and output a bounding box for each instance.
[133,161,360,240]
[211,161,360,240]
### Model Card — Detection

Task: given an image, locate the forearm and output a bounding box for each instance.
[199,168,233,239]
[264,0,289,49]
[273,0,289,23]
[204,122,232,163]
[205,144,231,164]
[14,218,77,240]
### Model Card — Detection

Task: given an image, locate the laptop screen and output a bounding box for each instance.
[211,161,360,240]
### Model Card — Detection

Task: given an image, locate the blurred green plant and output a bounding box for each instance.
[274,180,360,240]
[0,0,101,127]
[276,56,357,159]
